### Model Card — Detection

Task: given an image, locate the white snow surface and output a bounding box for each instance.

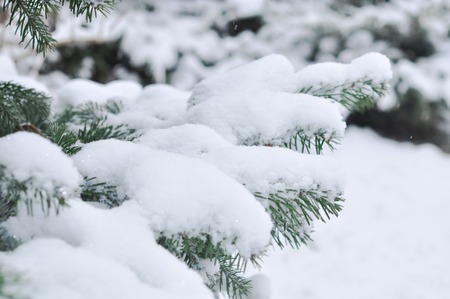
[0,132,81,197]
[203,146,344,198]
[73,139,273,256]
[0,54,49,93]
[226,0,266,18]
[137,124,232,157]
[56,79,142,107]
[3,128,449,298]
[113,84,191,129]
[2,200,213,299]
[187,90,345,146]
[186,53,392,146]
[294,52,393,90]
[189,54,296,106]
[120,11,179,83]
[248,128,450,298]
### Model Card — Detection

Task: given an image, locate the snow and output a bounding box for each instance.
[248,128,450,298]
[188,90,345,146]
[73,139,273,257]
[203,146,344,198]
[396,60,440,100]
[2,0,449,115]
[294,52,393,91]
[126,152,272,256]
[4,129,449,298]
[119,11,179,83]
[0,54,17,75]
[0,54,49,93]
[226,0,265,18]
[137,124,232,157]
[106,84,191,130]
[131,84,188,121]
[56,79,142,107]
[0,132,81,199]
[187,55,347,146]
[395,53,450,106]
[2,200,213,299]
[247,274,271,299]
[1,0,449,297]
[189,54,296,107]
[186,53,392,147]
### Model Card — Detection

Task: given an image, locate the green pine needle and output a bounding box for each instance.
[213,257,252,299]
[62,0,116,22]
[0,164,68,223]
[256,190,344,249]
[0,227,20,252]
[299,78,389,113]
[44,122,82,155]
[80,176,126,208]
[3,0,59,54]
[158,234,225,268]
[2,0,116,54]
[285,129,340,154]
[0,81,51,137]
[46,100,134,154]
[77,119,131,143]
[158,234,254,298]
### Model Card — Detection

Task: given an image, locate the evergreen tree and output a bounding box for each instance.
[0,58,391,298]
[0,2,392,298]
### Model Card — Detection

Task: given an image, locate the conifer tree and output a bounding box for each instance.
[0,2,392,298]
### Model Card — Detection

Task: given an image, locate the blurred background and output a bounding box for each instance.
[1,0,450,298]
[2,0,450,151]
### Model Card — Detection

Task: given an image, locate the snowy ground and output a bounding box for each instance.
[254,127,450,299]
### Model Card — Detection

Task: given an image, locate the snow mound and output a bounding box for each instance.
[57,79,142,107]
[137,124,232,156]
[187,90,345,146]
[0,55,49,93]
[2,200,213,299]
[294,52,393,90]
[73,139,272,256]
[113,84,190,130]
[186,54,346,146]
[0,132,81,199]
[189,54,295,107]
[203,146,344,198]
[226,0,265,18]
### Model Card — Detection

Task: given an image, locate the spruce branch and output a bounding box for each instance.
[0,266,22,299]
[62,0,116,22]
[43,122,81,155]
[247,128,340,154]
[299,78,389,112]
[0,227,20,252]
[54,100,125,125]
[284,129,340,154]
[77,119,130,143]
[255,190,344,249]
[3,0,58,54]
[80,176,126,208]
[211,257,252,299]
[46,100,134,154]
[157,234,254,299]
[0,81,51,137]
[45,118,133,153]
[2,0,116,54]
[0,164,68,223]
[158,234,225,268]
